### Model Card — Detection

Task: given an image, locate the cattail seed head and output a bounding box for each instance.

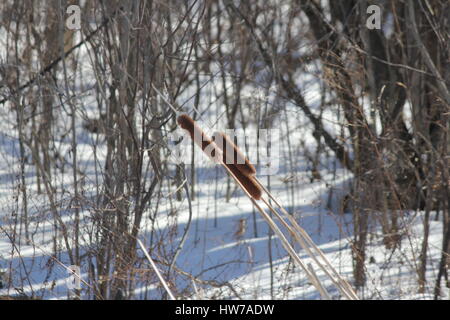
[213,132,256,176]
[177,114,217,159]
[177,114,261,200]
[225,162,262,200]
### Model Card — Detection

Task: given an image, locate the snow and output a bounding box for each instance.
[0,17,447,301]
[0,111,446,299]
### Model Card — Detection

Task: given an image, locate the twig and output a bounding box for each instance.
[137,238,176,300]
[0,9,118,105]
[308,263,331,300]
[407,0,450,105]
[168,168,193,275]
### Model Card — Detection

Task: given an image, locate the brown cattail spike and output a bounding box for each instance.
[213,132,256,176]
[225,163,262,200]
[177,114,217,159]
[177,114,261,200]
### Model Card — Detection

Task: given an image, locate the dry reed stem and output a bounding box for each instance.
[255,178,358,300]
[137,239,176,300]
[283,209,357,298]
[217,162,331,298]
[248,196,331,299]
[260,196,355,299]
[308,263,331,300]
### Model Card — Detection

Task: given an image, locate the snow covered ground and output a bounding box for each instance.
[0,104,446,300]
[0,24,447,300]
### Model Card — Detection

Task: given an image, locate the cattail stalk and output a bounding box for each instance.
[256,179,358,300]
[137,238,176,300]
[177,114,358,300]
[177,115,262,199]
[260,195,356,299]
